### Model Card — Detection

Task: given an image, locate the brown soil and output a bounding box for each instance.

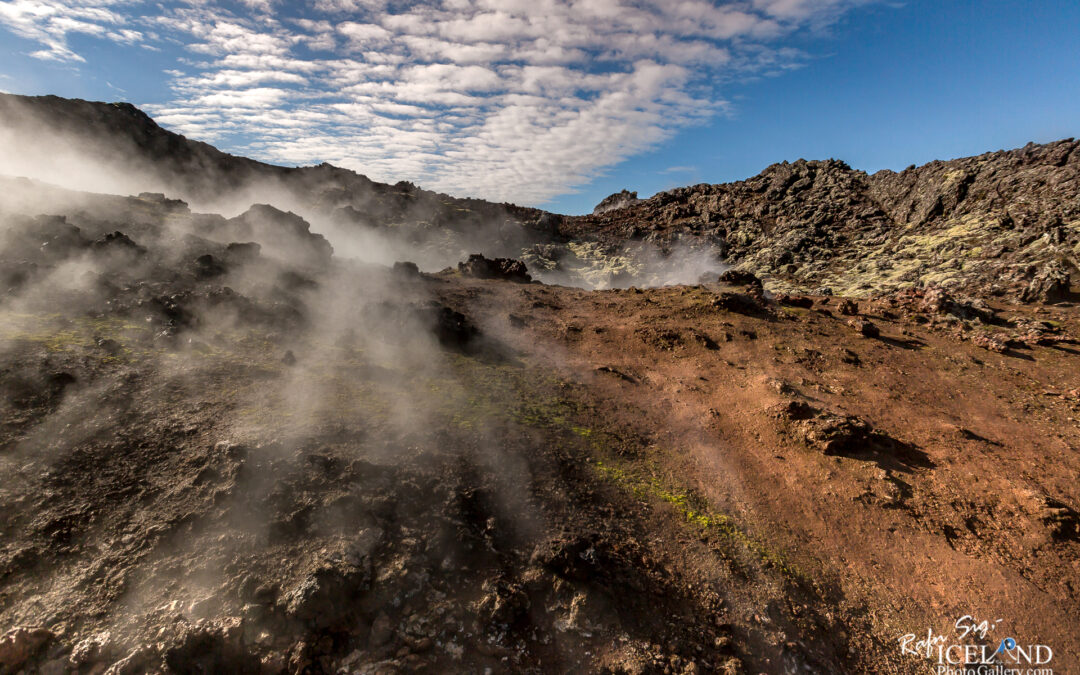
[3,269,1077,674]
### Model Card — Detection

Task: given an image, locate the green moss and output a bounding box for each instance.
[594,459,801,580]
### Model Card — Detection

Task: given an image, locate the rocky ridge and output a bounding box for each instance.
[565,142,1079,300]
[2,93,1077,300]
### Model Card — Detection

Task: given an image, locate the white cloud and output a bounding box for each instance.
[0,0,141,62]
[0,0,881,203]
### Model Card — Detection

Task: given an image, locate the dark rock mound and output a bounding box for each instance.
[847,317,880,338]
[225,205,333,267]
[392,261,421,278]
[194,254,227,279]
[711,291,767,315]
[717,269,762,288]
[429,305,479,348]
[776,293,814,309]
[799,415,874,455]
[837,299,859,316]
[458,254,532,283]
[225,241,261,263]
[92,231,146,254]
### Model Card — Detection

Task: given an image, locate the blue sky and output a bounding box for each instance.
[0,0,1077,214]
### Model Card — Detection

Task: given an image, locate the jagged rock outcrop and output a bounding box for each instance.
[593,190,641,215]
[563,142,1080,300]
[0,93,555,245]
[2,93,1078,301]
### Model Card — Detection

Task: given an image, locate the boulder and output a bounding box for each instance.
[194,254,227,278]
[847,317,880,338]
[1021,262,1071,304]
[837,299,858,316]
[225,205,333,267]
[392,261,421,278]
[225,242,261,262]
[717,269,762,288]
[971,332,1008,353]
[430,305,479,347]
[799,415,874,454]
[93,231,146,254]
[712,291,765,315]
[776,294,814,309]
[457,254,531,283]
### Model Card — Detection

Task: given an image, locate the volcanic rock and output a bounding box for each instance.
[799,414,874,454]
[457,254,532,283]
[593,189,642,215]
[848,317,880,338]
[1022,262,1072,304]
[718,269,762,288]
[837,299,859,316]
[392,261,422,278]
[226,205,333,267]
[225,242,261,262]
[0,627,53,672]
[93,231,145,254]
[775,294,814,308]
[971,332,1009,353]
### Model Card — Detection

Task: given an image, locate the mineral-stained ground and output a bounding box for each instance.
[0,95,1078,674]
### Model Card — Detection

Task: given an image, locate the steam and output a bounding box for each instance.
[0,93,755,673]
[1,94,729,292]
[0,137,555,662]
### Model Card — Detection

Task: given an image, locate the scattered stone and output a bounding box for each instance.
[476,578,531,630]
[874,285,995,322]
[96,337,123,355]
[103,646,155,675]
[69,631,114,669]
[688,329,720,349]
[711,291,765,315]
[282,564,371,630]
[430,305,479,348]
[772,400,817,420]
[847,317,880,338]
[595,365,638,383]
[1043,498,1080,542]
[637,327,683,350]
[970,332,1008,353]
[837,299,858,316]
[838,348,861,365]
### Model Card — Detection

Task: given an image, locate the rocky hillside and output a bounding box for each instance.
[565,142,1079,300]
[0,94,558,253]
[1,93,1077,300]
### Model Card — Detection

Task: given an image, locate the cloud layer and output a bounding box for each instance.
[1,0,873,203]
